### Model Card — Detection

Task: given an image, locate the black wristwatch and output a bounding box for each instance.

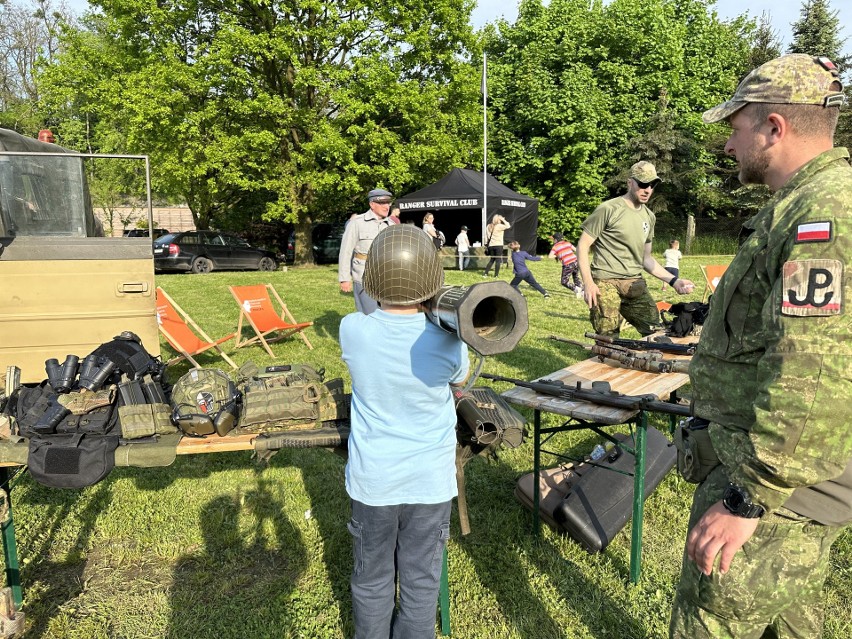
[722,484,766,518]
[668,275,678,287]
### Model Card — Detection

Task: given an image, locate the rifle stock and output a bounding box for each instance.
[481,373,691,416]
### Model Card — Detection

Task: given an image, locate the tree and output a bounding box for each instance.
[484,0,753,240]
[788,0,847,66]
[748,12,782,69]
[39,0,482,263]
[0,0,76,132]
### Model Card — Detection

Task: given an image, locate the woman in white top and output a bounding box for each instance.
[422,213,442,249]
[483,214,511,277]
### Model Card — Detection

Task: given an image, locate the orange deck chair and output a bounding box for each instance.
[700,264,728,302]
[229,283,313,356]
[156,287,238,369]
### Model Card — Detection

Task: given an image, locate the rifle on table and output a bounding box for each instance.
[585,332,697,356]
[481,373,691,417]
[549,335,691,374]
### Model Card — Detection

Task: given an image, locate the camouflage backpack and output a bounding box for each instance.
[170,368,240,436]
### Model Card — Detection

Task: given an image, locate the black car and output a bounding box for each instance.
[284,223,345,264]
[124,228,169,238]
[153,230,278,274]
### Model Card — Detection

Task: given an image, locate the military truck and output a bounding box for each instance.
[0,128,159,383]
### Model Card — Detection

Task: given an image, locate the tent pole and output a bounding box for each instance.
[482,54,488,245]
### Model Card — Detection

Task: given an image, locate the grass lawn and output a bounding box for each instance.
[7,256,851,638]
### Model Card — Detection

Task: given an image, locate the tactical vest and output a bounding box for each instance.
[234,364,349,434]
[5,335,173,488]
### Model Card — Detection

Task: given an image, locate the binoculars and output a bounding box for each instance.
[46,353,119,393]
[45,355,79,393]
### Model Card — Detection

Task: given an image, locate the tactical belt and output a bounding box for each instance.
[354,252,368,260]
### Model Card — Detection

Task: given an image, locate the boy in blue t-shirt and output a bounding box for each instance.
[508,241,549,298]
[340,225,469,638]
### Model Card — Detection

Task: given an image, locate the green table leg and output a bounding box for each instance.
[439,545,450,636]
[532,409,541,536]
[629,411,648,584]
[0,468,22,608]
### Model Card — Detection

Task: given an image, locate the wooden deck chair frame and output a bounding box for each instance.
[156,287,238,369]
[700,264,728,302]
[229,283,313,356]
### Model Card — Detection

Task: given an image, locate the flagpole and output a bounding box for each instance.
[482,54,488,247]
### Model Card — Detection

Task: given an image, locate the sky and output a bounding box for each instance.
[471,1,848,53]
[63,0,847,56]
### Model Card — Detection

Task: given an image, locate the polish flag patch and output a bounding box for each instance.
[795,221,832,243]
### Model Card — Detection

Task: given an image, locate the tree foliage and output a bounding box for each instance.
[788,0,847,66]
[484,0,753,240]
[748,12,782,69]
[0,0,75,132]
[39,0,481,262]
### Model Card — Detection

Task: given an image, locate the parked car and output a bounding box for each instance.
[124,227,169,238]
[153,230,278,274]
[284,223,345,264]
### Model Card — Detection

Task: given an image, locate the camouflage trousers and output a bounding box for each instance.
[589,277,659,336]
[670,465,844,639]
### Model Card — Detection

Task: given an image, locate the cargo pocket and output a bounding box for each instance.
[348,518,364,577]
[430,524,451,585]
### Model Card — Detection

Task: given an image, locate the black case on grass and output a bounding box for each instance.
[515,426,675,553]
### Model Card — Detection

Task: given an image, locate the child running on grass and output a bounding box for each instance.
[509,241,549,298]
[548,232,583,298]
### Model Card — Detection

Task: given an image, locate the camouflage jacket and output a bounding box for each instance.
[690,147,852,522]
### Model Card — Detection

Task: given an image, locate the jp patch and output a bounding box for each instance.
[782,259,842,317]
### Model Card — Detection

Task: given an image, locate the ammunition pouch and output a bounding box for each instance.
[118,403,175,439]
[673,417,719,483]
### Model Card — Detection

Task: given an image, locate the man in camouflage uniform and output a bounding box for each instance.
[339,188,394,314]
[577,161,694,336]
[670,54,852,638]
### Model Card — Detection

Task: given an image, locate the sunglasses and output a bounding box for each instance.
[634,179,660,190]
[373,198,393,204]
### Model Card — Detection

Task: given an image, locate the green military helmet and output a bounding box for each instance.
[170,368,239,436]
[362,224,444,305]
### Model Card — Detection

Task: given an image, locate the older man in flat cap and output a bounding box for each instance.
[339,188,394,314]
[670,54,851,639]
[577,160,694,336]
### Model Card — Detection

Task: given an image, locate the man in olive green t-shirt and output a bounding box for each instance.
[577,161,695,336]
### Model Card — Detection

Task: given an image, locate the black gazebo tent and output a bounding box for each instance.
[396,168,539,253]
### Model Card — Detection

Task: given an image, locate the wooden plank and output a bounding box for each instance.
[175,433,256,454]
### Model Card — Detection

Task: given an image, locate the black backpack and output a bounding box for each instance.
[665,302,710,338]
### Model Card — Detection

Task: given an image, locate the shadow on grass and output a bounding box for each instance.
[165,477,309,639]
[19,482,112,639]
[311,309,348,340]
[281,447,353,635]
[456,455,648,639]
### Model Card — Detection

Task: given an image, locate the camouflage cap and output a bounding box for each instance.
[703,54,845,124]
[629,161,661,185]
